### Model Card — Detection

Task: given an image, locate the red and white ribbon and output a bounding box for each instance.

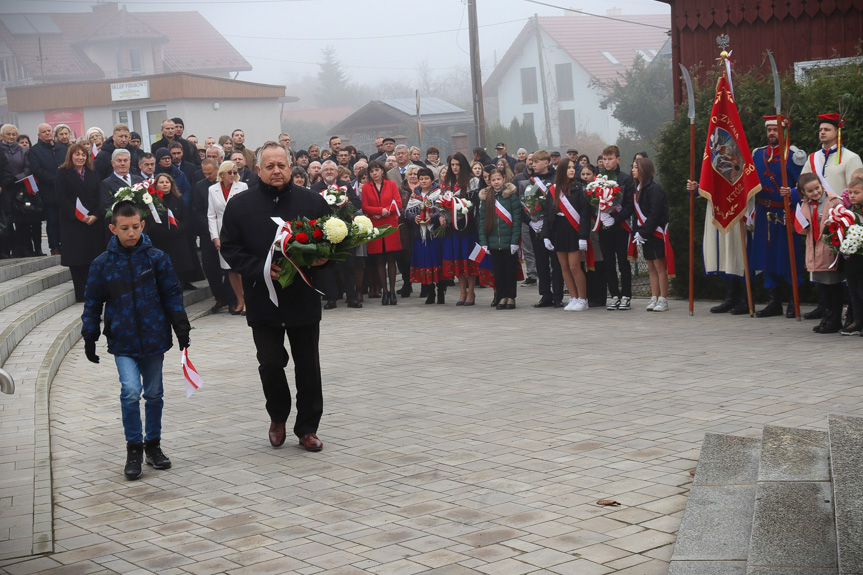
[180,348,203,398]
[75,198,89,221]
[530,176,549,196]
[494,200,513,226]
[592,187,619,231]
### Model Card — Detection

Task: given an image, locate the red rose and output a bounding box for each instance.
[308,219,317,226]
[156,190,164,199]
[296,232,309,244]
[832,235,841,246]
[312,229,323,240]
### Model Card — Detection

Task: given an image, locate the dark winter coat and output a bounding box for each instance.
[479,183,522,250]
[56,167,106,267]
[156,163,192,200]
[239,167,260,191]
[542,180,591,241]
[151,136,196,165]
[633,178,669,238]
[28,139,67,204]
[146,192,194,276]
[94,137,141,181]
[82,234,189,358]
[219,181,331,328]
[192,177,217,237]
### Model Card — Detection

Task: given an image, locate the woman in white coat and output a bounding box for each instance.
[208,161,248,314]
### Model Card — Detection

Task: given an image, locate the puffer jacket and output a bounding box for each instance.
[478,183,522,250]
[82,234,189,357]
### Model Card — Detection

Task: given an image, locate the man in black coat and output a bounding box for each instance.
[219,142,330,452]
[310,160,361,309]
[94,124,140,181]
[229,150,260,190]
[170,142,199,191]
[170,117,199,165]
[29,123,68,254]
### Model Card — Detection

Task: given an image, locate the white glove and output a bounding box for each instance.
[600,213,614,227]
[634,232,646,245]
[528,220,542,233]
[579,239,588,251]
[544,238,554,251]
[510,244,519,255]
[482,246,489,253]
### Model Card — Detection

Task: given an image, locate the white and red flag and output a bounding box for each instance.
[167,209,177,228]
[697,71,761,232]
[17,175,38,194]
[468,243,488,263]
[74,198,89,221]
[180,348,203,398]
[794,203,810,234]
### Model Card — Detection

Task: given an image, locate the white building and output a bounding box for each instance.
[483,12,670,148]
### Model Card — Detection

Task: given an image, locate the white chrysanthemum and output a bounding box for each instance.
[353,215,373,234]
[141,193,153,205]
[323,217,348,243]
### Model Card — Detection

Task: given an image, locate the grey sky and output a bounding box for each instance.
[1,0,669,86]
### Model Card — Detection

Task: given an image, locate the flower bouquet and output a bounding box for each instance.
[320,184,356,221]
[586,175,621,230]
[106,181,166,223]
[434,189,472,236]
[823,204,861,254]
[266,215,398,296]
[522,188,546,222]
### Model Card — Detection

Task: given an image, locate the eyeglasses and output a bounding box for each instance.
[226,170,238,175]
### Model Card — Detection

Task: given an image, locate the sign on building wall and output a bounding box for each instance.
[45,109,84,140]
[110,80,150,102]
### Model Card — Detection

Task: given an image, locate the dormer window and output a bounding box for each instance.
[601,51,620,65]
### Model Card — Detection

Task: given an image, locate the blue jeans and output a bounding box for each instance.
[115,354,164,443]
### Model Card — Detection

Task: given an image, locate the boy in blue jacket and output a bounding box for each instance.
[81,200,191,480]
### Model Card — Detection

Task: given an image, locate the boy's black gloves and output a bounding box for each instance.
[178,335,190,350]
[84,340,100,364]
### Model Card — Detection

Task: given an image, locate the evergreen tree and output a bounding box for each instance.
[316,46,349,107]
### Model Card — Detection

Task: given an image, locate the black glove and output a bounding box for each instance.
[178,334,190,350]
[84,340,100,364]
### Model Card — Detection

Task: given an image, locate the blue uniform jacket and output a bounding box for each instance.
[82,234,190,358]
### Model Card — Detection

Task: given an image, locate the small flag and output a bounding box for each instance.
[74,198,89,221]
[167,209,177,228]
[17,175,38,194]
[390,199,400,217]
[794,203,810,233]
[180,348,203,398]
[468,243,488,263]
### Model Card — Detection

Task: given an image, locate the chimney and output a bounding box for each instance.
[92,2,119,13]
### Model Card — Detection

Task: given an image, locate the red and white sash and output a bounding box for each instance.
[633,199,676,276]
[808,147,838,194]
[548,186,580,232]
[495,199,513,226]
[531,176,549,196]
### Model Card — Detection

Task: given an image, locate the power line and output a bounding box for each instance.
[522,0,670,30]
[224,18,526,42]
[243,53,463,72]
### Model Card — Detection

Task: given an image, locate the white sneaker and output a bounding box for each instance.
[573,298,589,311]
[653,297,669,312]
[564,298,578,311]
[619,296,631,310]
[606,296,620,310]
[646,297,657,311]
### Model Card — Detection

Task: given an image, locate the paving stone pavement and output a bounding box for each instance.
[2,290,863,575]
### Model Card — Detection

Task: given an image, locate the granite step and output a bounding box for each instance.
[746,425,837,574]
[0,255,60,283]
[828,414,863,575]
[0,265,70,313]
[0,282,76,367]
[668,433,762,575]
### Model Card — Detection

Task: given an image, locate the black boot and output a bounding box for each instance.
[125,442,144,480]
[710,281,736,313]
[490,292,500,307]
[756,289,783,317]
[420,284,430,298]
[398,283,412,297]
[804,285,826,320]
[437,284,446,304]
[816,284,842,333]
[729,280,749,315]
[425,283,436,304]
[144,438,171,470]
[785,298,796,319]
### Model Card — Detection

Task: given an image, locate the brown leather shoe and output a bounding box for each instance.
[268,422,286,447]
[298,433,323,452]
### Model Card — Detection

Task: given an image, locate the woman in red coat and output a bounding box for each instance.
[362,161,403,305]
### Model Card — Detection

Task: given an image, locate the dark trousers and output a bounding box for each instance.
[599,225,632,298]
[587,260,607,306]
[323,257,357,302]
[846,255,863,325]
[201,235,234,304]
[529,227,563,302]
[69,265,90,302]
[15,221,41,255]
[251,323,323,438]
[44,203,59,251]
[491,249,518,299]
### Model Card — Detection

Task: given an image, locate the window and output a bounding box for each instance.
[555,63,573,101]
[521,67,537,104]
[523,112,534,127]
[116,51,124,77]
[601,51,620,65]
[15,57,29,80]
[0,60,8,84]
[559,109,575,146]
[130,49,143,76]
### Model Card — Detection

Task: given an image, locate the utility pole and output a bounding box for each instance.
[467,0,486,149]
[534,14,553,147]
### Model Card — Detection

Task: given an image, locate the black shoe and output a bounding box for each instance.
[419,285,430,298]
[755,290,782,317]
[710,299,735,313]
[144,439,171,470]
[803,307,824,320]
[505,300,516,309]
[521,277,537,286]
[785,301,796,318]
[382,291,390,305]
[729,301,750,315]
[125,442,144,480]
[533,298,553,308]
[496,301,506,310]
[426,287,436,305]
[398,284,412,297]
[347,300,363,308]
[437,287,446,304]
[553,301,565,308]
[391,293,397,305]
[490,296,500,307]
[324,301,337,310]
[182,282,198,291]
